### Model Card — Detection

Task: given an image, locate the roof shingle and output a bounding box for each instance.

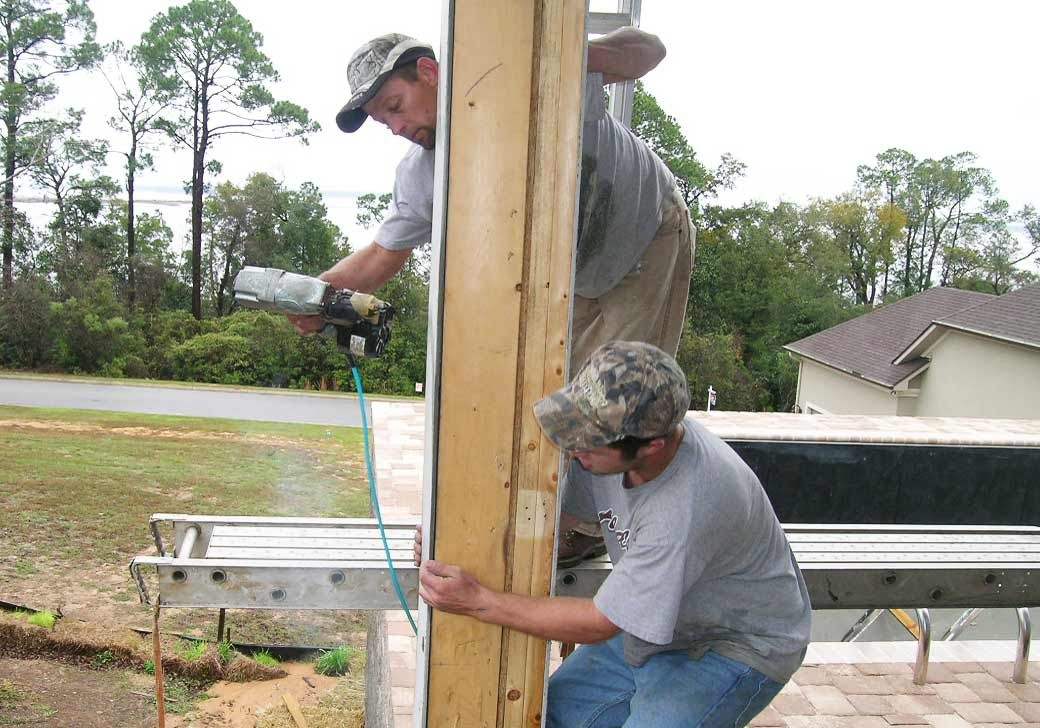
[936,283,1040,349]
[784,288,995,388]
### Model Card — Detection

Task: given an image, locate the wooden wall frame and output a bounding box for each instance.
[421,0,586,725]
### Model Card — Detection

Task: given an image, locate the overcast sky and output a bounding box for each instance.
[40,1,1040,260]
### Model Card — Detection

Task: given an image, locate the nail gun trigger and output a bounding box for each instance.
[349,335,367,358]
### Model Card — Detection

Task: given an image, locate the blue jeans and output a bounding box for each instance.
[547,635,784,728]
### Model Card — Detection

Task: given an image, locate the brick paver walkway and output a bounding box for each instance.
[370,401,1040,727]
[755,658,1040,726]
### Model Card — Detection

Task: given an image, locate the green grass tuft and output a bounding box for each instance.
[252,649,279,668]
[217,639,236,664]
[163,676,210,716]
[314,645,355,676]
[0,679,57,721]
[90,650,115,669]
[175,639,208,662]
[0,679,24,708]
[26,610,56,628]
[143,660,155,675]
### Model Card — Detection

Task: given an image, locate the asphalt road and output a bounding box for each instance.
[0,376,367,427]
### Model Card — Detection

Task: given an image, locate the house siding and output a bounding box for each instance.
[797,359,897,415]
[896,396,918,416]
[913,331,1040,419]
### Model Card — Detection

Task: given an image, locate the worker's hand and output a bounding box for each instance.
[287,314,324,335]
[419,560,489,618]
[413,525,423,566]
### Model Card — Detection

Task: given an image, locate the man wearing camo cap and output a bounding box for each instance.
[294,27,696,565]
[419,341,811,727]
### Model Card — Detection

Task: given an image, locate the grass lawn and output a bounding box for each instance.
[0,404,372,645]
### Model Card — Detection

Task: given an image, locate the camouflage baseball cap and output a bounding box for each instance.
[534,341,690,452]
[336,33,436,133]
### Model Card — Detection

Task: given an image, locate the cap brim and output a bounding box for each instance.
[336,105,368,133]
[533,389,617,452]
[335,74,389,133]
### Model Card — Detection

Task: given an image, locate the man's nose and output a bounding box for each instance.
[389,119,407,136]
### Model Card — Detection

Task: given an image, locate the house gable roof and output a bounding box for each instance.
[936,283,1040,349]
[784,287,995,388]
[896,283,1040,363]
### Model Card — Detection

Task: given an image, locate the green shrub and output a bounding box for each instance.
[133,309,208,379]
[171,332,255,384]
[99,353,151,379]
[676,331,770,412]
[314,645,354,676]
[287,328,351,390]
[218,309,297,387]
[166,310,309,387]
[50,277,134,374]
[0,277,56,368]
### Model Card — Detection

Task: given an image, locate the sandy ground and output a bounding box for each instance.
[0,418,331,448]
[0,656,343,727]
[168,662,341,727]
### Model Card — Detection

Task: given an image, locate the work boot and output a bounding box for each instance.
[557,529,607,568]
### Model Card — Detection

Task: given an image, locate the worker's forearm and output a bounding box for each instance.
[587,27,666,83]
[476,591,620,644]
[321,242,412,293]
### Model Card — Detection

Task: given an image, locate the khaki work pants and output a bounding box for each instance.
[569,185,695,375]
[566,187,694,540]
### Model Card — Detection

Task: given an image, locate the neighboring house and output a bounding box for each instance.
[784,284,1040,419]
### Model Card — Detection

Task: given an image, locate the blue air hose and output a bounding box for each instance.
[351,365,418,635]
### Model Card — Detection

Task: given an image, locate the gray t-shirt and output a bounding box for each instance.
[574,71,675,298]
[374,73,675,299]
[562,417,812,683]
[375,144,436,249]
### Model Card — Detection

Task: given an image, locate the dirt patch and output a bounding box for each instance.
[0,419,332,450]
[0,656,351,728]
[0,616,285,682]
[2,574,143,635]
[183,661,341,728]
[0,656,156,727]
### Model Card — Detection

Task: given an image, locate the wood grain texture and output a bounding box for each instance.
[281,693,309,728]
[428,0,585,725]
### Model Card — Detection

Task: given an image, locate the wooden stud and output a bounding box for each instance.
[427,0,585,725]
[282,693,309,728]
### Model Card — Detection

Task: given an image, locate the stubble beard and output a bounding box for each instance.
[414,126,436,150]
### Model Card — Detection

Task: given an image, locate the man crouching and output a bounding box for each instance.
[417,340,811,727]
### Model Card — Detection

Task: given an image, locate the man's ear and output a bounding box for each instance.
[638,437,668,458]
[417,56,439,86]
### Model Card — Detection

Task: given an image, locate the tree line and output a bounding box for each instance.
[635,84,1037,411]
[0,1,1036,408]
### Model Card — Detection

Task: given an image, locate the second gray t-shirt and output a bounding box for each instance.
[374,73,675,299]
[562,417,812,683]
